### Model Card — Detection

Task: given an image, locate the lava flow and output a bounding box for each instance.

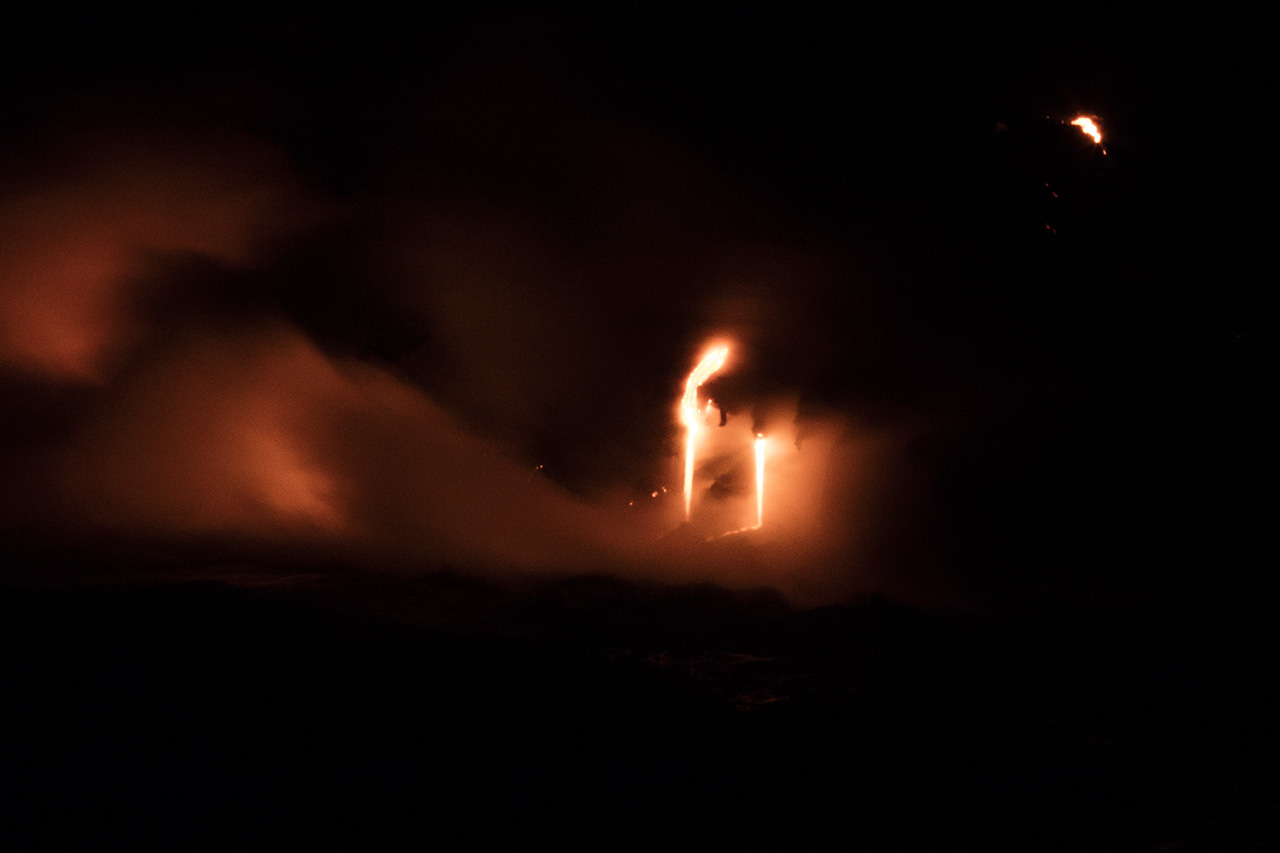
[681,345,729,521]
[1071,116,1102,144]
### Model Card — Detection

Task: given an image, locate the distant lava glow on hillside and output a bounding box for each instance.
[1071,116,1103,145]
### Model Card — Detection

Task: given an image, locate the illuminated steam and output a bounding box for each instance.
[0,88,910,609]
[0,128,314,381]
[755,433,766,530]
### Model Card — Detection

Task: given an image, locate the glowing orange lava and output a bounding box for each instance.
[682,345,729,521]
[755,433,766,529]
[1071,116,1102,144]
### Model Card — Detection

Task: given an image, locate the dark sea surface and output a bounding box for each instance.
[3,565,1276,850]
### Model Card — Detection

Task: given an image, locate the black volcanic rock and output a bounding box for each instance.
[2,572,1277,849]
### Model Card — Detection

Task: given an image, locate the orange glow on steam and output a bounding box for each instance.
[755,433,766,529]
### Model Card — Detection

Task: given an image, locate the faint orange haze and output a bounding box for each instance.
[0,129,316,381]
[8,319,896,605]
[0,120,924,609]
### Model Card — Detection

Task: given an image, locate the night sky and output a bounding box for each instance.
[1,8,1274,848]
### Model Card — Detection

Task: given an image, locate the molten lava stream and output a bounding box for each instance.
[1071,116,1102,144]
[681,346,728,521]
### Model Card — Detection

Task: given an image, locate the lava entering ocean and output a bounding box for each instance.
[679,344,768,538]
[681,345,729,522]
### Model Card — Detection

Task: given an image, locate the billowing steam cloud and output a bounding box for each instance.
[0,59,931,608]
[0,127,315,381]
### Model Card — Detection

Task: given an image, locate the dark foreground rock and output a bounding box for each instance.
[2,570,1277,850]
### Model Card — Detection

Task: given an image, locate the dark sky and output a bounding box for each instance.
[0,9,1268,611]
